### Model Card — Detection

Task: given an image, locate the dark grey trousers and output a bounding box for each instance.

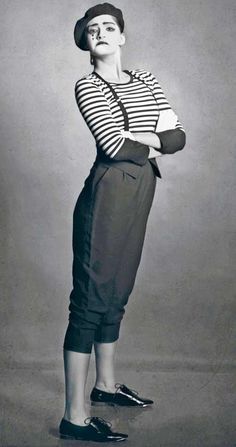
[63,158,157,353]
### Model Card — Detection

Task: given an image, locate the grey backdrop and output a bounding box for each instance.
[1,0,236,373]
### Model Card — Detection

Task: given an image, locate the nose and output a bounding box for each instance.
[97,27,105,40]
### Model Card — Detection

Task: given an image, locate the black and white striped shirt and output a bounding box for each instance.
[75,68,185,160]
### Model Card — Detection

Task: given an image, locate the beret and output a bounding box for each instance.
[74,2,124,51]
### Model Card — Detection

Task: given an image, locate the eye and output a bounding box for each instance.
[87,28,98,35]
[87,26,115,35]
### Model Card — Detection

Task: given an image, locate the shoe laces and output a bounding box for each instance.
[84,416,112,429]
[115,382,139,396]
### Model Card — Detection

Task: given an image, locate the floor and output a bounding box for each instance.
[1,359,235,447]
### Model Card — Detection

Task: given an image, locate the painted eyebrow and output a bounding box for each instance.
[87,21,116,27]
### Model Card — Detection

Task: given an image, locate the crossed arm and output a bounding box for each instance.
[120,130,162,158]
[121,129,186,158]
[75,76,186,166]
[120,81,186,158]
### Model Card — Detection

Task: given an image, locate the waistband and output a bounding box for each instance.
[93,156,141,179]
[93,156,161,179]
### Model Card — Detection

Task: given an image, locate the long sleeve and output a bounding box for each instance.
[147,71,186,154]
[75,78,150,166]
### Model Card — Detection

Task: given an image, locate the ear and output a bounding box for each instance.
[119,33,126,47]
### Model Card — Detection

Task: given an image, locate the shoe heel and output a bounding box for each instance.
[60,433,75,440]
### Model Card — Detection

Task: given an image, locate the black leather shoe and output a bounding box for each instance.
[59,416,128,442]
[90,383,154,407]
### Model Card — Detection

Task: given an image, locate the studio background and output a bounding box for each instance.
[0,1,236,445]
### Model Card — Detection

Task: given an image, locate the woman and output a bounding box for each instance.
[59,2,186,442]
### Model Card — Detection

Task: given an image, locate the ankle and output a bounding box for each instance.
[63,410,90,426]
[94,382,116,393]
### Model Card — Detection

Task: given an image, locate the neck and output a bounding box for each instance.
[92,52,124,81]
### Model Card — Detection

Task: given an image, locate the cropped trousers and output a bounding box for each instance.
[63,156,157,353]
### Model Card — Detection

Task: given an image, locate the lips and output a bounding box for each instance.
[96,41,108,45]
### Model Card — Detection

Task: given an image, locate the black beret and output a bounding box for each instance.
[74,2,124,51]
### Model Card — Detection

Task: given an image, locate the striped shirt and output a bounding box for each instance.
[75,68,184,159]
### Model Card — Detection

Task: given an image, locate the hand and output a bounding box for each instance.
[120,130,136,141]
[148,146,162,158]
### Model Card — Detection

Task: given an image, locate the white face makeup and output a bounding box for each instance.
[85,14,125,55]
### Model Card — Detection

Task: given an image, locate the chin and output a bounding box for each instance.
[95,46,110,51]
[94,49,113,56]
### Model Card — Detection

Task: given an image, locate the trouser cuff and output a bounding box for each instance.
[63,323,94,354]
[94,322,121,343]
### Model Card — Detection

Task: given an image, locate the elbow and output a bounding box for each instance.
[96,135,126,161]
[157,129,186,155]
[175,129,186,152]
[97,137,150,166]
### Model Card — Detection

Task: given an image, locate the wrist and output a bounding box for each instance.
[125,131,136,141]
[121,130,136,141]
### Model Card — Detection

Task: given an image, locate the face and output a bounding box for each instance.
[85,14,125,56]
